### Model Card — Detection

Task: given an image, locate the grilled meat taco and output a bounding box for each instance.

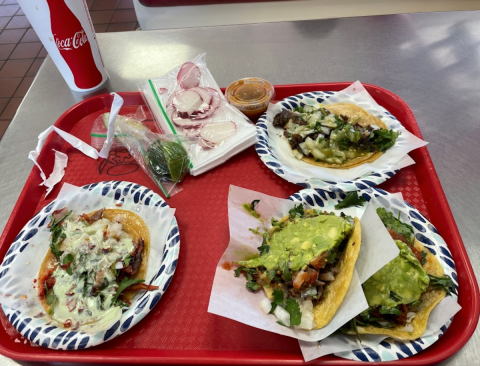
[341,208,456,340]
[235,204,361,330]
[38,207,158,330]
[272,103,399,169]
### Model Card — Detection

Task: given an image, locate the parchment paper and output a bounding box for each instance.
[0,183,175,333]
[265,81,427,182]
[207,185,399,342]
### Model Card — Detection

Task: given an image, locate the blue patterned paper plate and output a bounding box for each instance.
[0,181,180,350]
[289,187,458,362]
[256,91,401,192]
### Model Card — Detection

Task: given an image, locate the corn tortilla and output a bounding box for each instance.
[298,103,388,169]
[264,217,362,329]
[38,209,150,316]
[348,240,446,340]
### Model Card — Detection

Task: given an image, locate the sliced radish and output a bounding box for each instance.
[200,121,236,145]
[157,87,168,95]
[190,88,221,120]
[190,87,213,107]
[198,138,216,149]
[184,128,201,138]
[177,62,201,89]
[171,113,203,129]
[172,89,204,118]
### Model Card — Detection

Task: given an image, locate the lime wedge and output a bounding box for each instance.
[145,140,170,179]
[161,140,189,182]
[145,139,189,183]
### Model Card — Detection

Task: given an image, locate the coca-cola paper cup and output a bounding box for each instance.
[18,0,108,92]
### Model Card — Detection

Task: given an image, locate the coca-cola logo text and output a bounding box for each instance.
[54,30,89,51]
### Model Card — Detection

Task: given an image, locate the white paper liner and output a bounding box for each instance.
[264,81,427,182]
[28,93,124,196]
[139,53,257,176]
[0,183,175,333]
[297,192,462,361]
[299,296,462,361]
[207,185,399,342]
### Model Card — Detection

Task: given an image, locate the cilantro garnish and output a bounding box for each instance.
[335,192,367,209]
[50,225,66,260]
[49,210,72,228]
[370,129,400,152]
[379,306,401,316]
[124,254,132,266]
[390,291,402,302]
[62,253,74,275]
[351,318,361,342]
[377,208,414,243]
[48,210,71,261]
[269,288,285,314]
[111,277,144,305]
[289,204,304,219]
[257,234,270,254]
[285,298,302,326]
[428,274,457,296]
[234,266,261,292]
[246,282,262,291]
[421,251,427,265]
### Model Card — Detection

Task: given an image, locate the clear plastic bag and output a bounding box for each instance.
[113,113,194,198]
[90,107,149,151]
[139,53,257,176]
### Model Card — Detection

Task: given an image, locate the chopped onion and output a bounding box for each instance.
[274,305,290,326]
[321,126,331,135]
[301,287,317,299]
[318,272,335,281]
[260,298,271,314]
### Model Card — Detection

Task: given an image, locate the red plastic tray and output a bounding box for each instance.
[0,83,478,365]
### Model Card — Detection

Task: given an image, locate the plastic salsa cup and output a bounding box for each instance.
[225,77,275,121]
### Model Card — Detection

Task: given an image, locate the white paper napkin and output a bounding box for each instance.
[28,93,124,196]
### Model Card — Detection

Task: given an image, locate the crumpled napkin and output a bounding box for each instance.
[28,92,124,196]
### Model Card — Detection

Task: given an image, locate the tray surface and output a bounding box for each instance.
[0,85,477,365]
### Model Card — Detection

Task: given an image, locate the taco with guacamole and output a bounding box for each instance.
[272,103,399,169]
[37,207,158,330]
[235,204,361,330]
[341,208,456,340]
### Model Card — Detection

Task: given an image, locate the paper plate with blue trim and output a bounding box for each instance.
[289,187,458,362]
[256,91,408,192]
[0,181,179,350]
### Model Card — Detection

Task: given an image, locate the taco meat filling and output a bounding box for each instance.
[235,205,355,328]
[342,208,456,334]
[273,105,399,165]
[38,207,158,329]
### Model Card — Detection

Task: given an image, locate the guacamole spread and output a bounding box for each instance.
[234,204,362,330]
[363,240,429,309]
[238,214,353,271]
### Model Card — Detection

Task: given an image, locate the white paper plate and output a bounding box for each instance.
[289,187,458,361]
[0,181,180,350]
[256,91,401,192]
